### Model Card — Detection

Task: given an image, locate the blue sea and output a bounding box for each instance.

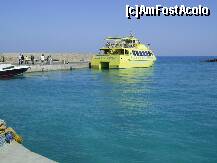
[1,57,217,163]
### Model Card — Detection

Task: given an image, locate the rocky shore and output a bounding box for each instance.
[0,119,57,163]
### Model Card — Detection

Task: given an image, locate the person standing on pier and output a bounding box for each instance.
[31,55,34,65]
[21,55,24,64]
[49,55,53,65]
[18,53,22,65]
[25,56,29,64]
[41,54,45,65]
[46,55,50,64]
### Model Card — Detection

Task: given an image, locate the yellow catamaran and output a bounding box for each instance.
[90,34,156,69]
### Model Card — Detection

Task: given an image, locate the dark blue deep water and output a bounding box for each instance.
[1,57,217,163]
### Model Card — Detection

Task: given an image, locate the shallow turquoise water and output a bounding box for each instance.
[1,57,217,163]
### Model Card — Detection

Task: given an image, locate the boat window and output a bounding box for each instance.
[132,51,135,56]
[100,49,110,54]
[147,51,150,56]
[132,51,140,56]
[3,66,14,70]
[148,51,152,56]
[139,51,143,56]
[138,51,141,56]
[109,49,124,55]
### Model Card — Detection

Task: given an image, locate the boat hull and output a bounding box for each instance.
[91,55,156,69]
[0,67,29,78]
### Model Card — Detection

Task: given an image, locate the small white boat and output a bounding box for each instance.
[0,64,29,78]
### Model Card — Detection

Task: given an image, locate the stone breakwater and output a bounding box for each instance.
[0,52,93,64]
[0,52,93,72]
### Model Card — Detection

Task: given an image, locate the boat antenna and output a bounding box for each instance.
[129,31,134,37]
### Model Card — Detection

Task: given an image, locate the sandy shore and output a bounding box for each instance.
[0,141,57,163]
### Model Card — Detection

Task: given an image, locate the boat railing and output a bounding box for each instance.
[105,43,136,49]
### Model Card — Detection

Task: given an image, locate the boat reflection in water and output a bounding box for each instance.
[92,68,154,112]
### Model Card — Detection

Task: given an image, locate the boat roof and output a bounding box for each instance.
[100,48,126,50]
[122,37,138,41]
[106,37,122,40]
[106,36,139,41]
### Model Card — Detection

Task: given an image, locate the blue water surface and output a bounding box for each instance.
[0,57,217,163]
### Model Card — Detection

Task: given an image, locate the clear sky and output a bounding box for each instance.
[0,0,216,56]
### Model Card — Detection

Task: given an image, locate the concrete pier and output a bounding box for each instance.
[0,52,92,64]
[27,62,89,73]
[0,141,57,163]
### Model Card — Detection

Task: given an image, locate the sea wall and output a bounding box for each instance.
[0,52,92,72]
[0,52,93,64]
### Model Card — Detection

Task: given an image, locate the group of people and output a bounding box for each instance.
[18,53,52,65]
[18,54,34,65]
[40,54,53,65]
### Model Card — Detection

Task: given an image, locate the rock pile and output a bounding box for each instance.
[0,119,22,147]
